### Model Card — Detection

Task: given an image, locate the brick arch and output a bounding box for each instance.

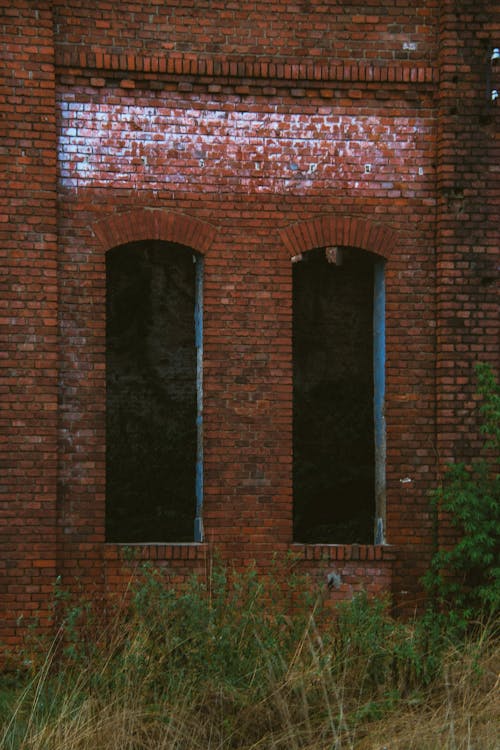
[279,215,396,260]
[92,208,217,254]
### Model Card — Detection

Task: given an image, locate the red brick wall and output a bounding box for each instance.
[436,0,499,463]
[55,69,437,611]
[53,1,438,64]
[431,0,500,559]
[1,0,498,649]
[0,0,58,648]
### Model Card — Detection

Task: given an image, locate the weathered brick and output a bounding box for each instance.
[1,0,498,653]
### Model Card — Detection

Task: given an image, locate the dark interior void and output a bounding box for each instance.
[106,241,198,543]
[293,247,375,543]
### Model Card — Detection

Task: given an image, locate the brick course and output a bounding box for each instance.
[1,0,498,649]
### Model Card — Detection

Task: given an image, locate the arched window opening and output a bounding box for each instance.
[293,246,385,544]
[106,240,203,543]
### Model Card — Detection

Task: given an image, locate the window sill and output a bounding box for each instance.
[290,542,396,562]
[104,542,209,561]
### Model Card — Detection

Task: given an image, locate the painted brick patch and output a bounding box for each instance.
[58,93,432,196]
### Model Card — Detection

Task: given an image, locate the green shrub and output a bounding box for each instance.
[424,363,500,629]
[124,560,311,696]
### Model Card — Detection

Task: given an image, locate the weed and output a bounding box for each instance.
[424,363,500,631]
[1,563,498,749]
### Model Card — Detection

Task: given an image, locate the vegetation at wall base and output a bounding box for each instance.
[1,561,499,749]
[424,363,500,633]
[1,366,498,748]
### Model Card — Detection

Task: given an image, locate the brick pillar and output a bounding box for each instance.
[0,1,58,649]
[436,1,499,546]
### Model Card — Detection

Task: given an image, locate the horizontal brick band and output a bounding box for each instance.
[55,49,437,85]
[291,543,398,562]
[104,543,209,562]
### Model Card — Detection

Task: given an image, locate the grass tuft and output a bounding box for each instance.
[1,564,499,749]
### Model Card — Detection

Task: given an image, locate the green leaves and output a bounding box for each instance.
[425,364,500,630]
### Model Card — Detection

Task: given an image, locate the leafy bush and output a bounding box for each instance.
[122,559,313,696]
[424,363,500,628]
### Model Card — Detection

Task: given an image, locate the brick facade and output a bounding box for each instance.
[1,0,498,648]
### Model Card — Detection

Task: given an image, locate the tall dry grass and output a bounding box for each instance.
[1,564,498,749]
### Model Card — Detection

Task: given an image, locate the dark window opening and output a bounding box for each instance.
[293,246,379,544]
[106,240,202,543]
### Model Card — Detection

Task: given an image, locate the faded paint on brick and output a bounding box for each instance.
[58,94,432,196]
